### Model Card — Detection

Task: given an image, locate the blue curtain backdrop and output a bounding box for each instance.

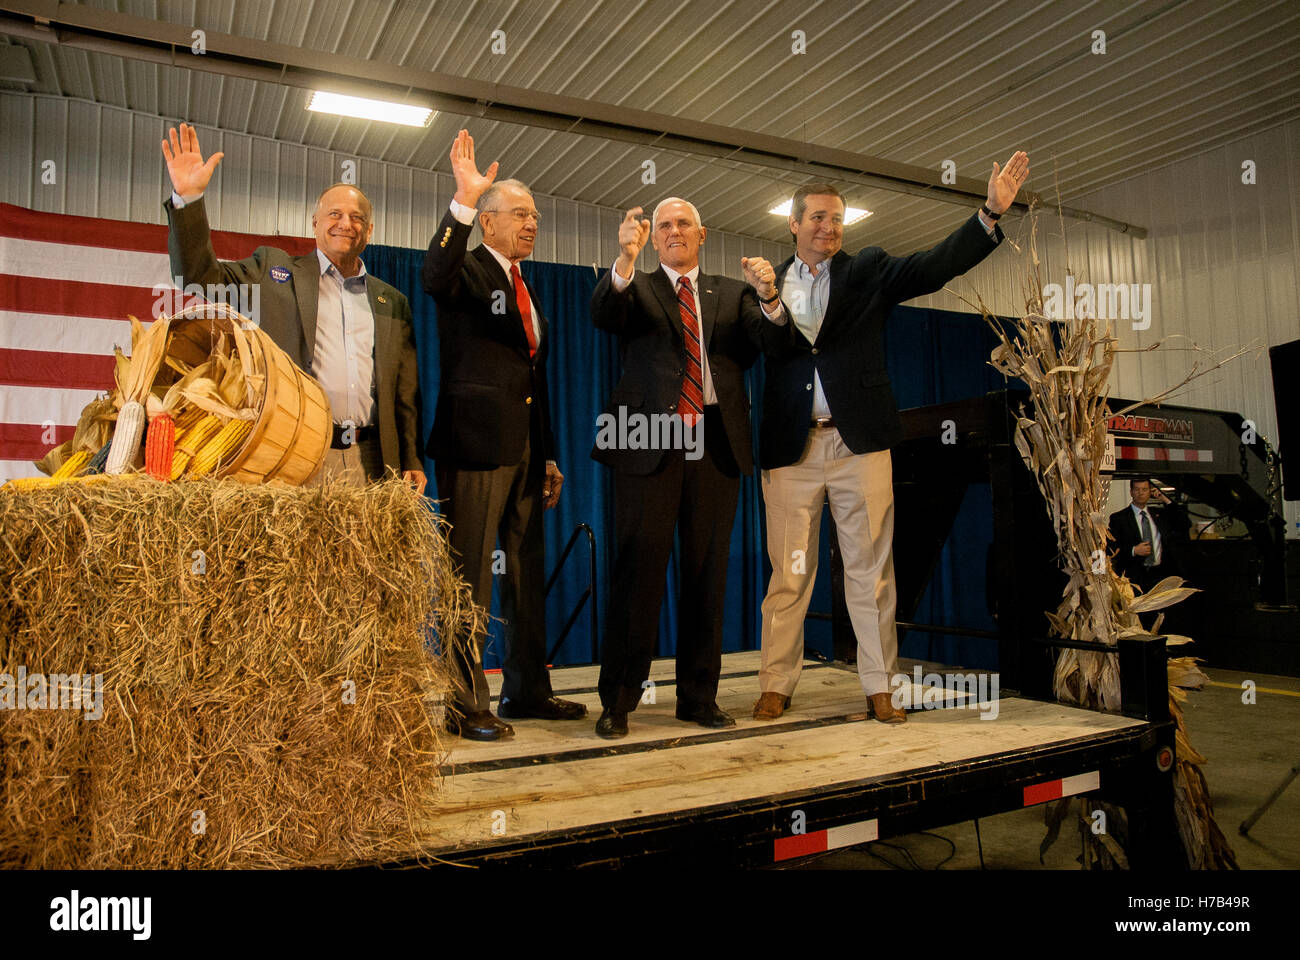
[366,241,1008,673]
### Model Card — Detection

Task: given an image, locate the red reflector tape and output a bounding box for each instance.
[774,818,878,862]
[1023,770,1100,806]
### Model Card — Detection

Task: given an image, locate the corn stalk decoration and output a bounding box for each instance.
[964,206,1237,869]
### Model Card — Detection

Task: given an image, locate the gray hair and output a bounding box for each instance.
[478,179,533,232]
[651,196,703,230]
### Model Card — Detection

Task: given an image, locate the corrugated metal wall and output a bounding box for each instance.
[4,92,1297,529]
[0,93,792,276]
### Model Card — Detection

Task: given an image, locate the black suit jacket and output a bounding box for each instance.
[758,213,1002,470]
[1109,502,1187,584]
[590,265,785,476]
[165,197,422,473]
[421,210,555,468]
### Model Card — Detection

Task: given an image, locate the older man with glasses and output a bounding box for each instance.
[421,130,583,741]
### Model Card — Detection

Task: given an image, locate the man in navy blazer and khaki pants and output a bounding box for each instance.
[422,130,585,741]
[752,152,1029,724]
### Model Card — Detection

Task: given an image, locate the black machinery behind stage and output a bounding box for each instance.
[876,388,1296,692]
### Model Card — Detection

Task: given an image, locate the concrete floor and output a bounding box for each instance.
[792,667,1300,870]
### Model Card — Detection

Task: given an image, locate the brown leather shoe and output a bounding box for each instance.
[752,692,791,720]
[868,692,906,724]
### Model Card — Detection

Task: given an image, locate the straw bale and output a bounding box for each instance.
[0,477,478,868]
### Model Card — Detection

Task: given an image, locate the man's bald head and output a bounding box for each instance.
[312,183,374,276]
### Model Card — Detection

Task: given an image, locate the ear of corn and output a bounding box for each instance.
[6,476,56,491]
[186,418,252,477]
[173,405,205,435]
[51,449,91,481]
[171,414,224,480]
[85,441,112,475]
[145,414,176,481]
[106,400,145,474]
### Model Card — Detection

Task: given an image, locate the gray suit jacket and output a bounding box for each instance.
[164,197,422,474]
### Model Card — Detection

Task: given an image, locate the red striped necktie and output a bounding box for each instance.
[676,276,704,426]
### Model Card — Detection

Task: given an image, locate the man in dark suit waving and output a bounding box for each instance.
[422,130,584,741]
[752,153,1029,725]
[592,199,786,738]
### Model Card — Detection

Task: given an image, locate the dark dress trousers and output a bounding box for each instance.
[165,197,423,476]
[591,265,785,712]
[758,213,1003,468]
[422,209,557,714]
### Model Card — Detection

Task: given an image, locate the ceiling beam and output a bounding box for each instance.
[0,0,1147,237]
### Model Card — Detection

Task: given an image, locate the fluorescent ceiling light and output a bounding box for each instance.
[768,199,871,225]
[307,91,434,127]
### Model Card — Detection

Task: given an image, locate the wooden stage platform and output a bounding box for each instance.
[380,651,1176,868]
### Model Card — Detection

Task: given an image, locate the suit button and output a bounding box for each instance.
[811,348,819,355]
[805,384,812,390]
[525,396,533,405]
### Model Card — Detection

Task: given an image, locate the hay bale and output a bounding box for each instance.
[0,477,479,868]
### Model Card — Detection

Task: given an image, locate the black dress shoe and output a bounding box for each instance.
[445,710,514,741]
[675,700,736,728]
[498,695,588,721]
[595,708,629,739]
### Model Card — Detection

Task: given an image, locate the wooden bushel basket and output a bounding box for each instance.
[163,305,331,485]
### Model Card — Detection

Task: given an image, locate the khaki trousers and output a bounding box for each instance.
[310,436,385,487]
[759,427,898,697]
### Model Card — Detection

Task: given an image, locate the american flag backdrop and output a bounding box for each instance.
[0,202,314,484]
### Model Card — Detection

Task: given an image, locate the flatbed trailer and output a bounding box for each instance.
[374,649,1181,869]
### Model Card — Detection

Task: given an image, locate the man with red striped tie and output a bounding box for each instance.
[591,199,787,738]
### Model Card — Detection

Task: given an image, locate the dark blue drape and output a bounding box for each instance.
[367,241,1006,671]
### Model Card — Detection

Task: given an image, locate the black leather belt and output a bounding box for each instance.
[331,424,374,449]
[810,417,835,428]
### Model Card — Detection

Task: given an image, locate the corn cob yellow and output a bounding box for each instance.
[186,418,252,477]
[51,449,91,481]
[171,414,223,480]
[173,405,205,435]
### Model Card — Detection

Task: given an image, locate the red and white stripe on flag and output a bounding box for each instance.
[773,817,878,862]
[1022,770,1101,806]
[0,202,312,483]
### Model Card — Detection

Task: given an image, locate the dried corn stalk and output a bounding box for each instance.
[963,201,1236,869]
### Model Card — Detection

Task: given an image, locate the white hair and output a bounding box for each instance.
[651,197,703,229]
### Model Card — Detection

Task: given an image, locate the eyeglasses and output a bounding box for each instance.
[484,207,542,224]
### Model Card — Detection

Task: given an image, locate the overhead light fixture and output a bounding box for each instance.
[307,91,434,127]
[769,199,871,225]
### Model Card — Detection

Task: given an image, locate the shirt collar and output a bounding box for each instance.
[660,262,700,290]
[794,254,829,280]
[316,248,368,282]
[483,243,520,278]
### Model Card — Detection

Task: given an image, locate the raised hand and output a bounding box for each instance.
[614,207,650,279]
[160,123,224,202]
[986,150,1029,216]
[450,129,499,208]
[741,256,778,302]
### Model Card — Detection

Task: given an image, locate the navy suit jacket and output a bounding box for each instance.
[421,210,555,469]
[758,212,1002,470]
[590,265,786,476]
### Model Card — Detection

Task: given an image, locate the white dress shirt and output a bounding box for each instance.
[312,249,377,427]
[1131,503,1162,565]
[782,255,833,419]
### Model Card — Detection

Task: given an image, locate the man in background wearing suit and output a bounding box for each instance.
[162,123,424,491]
[752,152,1029,725]
[1109,478,1187,594]
[422,130,584,742]
[591,199,786,738]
